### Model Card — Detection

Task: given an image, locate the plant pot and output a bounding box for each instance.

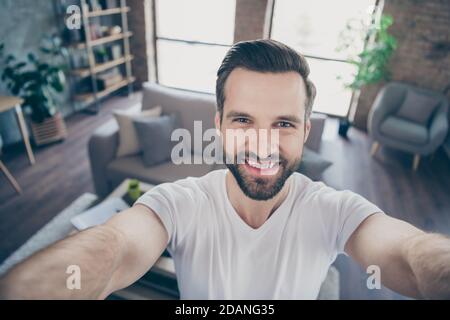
[338,118,351,138]
[30,112,67,146]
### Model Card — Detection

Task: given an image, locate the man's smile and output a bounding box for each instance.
[244,158,281,176]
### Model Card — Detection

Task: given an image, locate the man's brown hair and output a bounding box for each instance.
[216,39,316,121]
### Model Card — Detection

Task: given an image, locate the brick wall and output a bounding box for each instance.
[128,0,156,88]
[234,0,270,43]
[353,0,450,130]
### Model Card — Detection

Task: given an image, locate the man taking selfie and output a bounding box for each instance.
[1,40,449,300]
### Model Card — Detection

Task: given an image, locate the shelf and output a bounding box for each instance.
[62,1,134,110]
[71,32,133,49]
[75,77,135,104]
[87,6,130,18]
[71,55,134,77]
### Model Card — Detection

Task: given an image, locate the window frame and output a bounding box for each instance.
[268,0,382,118]
[152,0,233,94]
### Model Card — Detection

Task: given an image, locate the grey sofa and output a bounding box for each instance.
[89,82,326,198]
[368,82,449,169]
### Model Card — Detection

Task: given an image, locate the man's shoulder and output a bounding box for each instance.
[290,172,349,204]
[172,169,226,187]
[290,172,374,212]
[291,172,329,195]
[151,169,226,196]
[137,170,226,213]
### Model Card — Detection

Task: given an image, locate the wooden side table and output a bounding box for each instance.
[0,96,35,165]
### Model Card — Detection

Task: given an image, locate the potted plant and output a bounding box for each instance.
[0,36,69,146]
[94,46,109,64]
[336,14,397,137]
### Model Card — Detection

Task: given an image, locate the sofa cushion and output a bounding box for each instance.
[142,83,217,155]
[114,105,162,157]
[106,154,216,186]
[396,89,439,125]
[133,114,178,167]
[380,116,428,145]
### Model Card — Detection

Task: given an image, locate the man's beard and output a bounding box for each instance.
[225,151,302,201]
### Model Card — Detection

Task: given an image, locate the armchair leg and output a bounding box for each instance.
[0,160,22,194]
[370,142,380,157]
[412,154,421,171]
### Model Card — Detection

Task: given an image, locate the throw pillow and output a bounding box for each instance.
[114,105,162,157]
[133,114,177,167]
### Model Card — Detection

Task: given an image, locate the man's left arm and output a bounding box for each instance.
[345,212,450,299]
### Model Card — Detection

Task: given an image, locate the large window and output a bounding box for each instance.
[155,0,236,93]
[271,0,376,117]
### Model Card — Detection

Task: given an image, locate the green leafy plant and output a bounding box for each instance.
[94,46,109,63]
[338,14,397,90]
[0,36,68,123]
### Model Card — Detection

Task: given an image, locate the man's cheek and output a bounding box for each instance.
[281,141,303,161]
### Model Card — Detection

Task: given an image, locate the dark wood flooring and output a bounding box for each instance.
[1,94,449,299]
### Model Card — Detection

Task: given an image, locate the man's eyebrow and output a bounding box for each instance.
[225,111,303,124]
[225,111,253,119]
[275,115,303,124]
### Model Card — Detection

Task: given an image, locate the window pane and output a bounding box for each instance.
[157,40,229,93]
[307,58,356,117]
[156,0,236,45]
[271,0,375,59]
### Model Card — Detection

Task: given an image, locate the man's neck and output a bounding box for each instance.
[225,170,292,229]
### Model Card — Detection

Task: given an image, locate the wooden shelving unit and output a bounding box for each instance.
[75,76,135,103]
[71,54,133,77]
[70,31,133,49]
[59,0,134,113]
[87,6,130,18]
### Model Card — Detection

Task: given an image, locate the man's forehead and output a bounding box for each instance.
[223,68,307,117]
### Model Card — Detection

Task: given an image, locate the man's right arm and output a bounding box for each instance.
[0,204,168,299]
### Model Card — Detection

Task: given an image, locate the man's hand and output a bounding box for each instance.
[346,213,450,299]
[0,204,167,299]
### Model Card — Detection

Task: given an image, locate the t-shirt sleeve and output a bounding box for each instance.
[133,180,198,252]
[335,190,383,254]
[312,184,383,256]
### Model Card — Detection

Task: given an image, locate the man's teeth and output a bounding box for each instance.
[247,159,276,169]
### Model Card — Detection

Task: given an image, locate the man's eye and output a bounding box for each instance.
[234,118,250,124]
[277,121,292,128]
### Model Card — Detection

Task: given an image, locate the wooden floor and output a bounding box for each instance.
[0,94,449,299]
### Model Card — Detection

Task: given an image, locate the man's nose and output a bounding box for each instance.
[248,129,280,160]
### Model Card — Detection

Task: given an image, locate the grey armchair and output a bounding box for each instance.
[368,82,449,170]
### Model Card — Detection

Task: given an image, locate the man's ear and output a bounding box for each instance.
[215,112,221,135]
[303,118,311,143]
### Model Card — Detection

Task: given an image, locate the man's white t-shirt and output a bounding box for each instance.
[135,169,382,299]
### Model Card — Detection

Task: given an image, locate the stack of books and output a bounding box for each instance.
[96,68,123,90]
